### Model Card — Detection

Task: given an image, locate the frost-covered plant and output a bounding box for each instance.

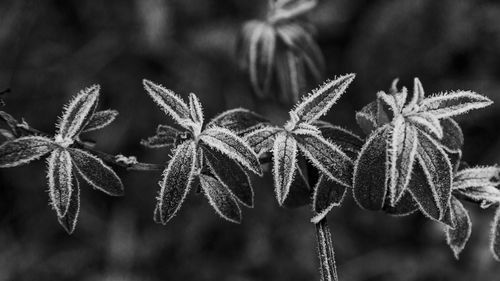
[238,0,324,103]
[142,80,264,224]
[353,78,492,224]
[0,85,122,233]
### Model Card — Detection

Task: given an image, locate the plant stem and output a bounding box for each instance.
[315,218,338,281]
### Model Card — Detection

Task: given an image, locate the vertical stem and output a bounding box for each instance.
[315,217,338,281]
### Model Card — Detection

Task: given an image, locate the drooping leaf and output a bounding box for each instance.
[203,146,254,207]
[407,113,443,139]
[155,140,197,224]
[57,85,100,139]
[290,74,355,123]
[57,176,80,234]
[0,136,54,168]
[200,127,262,175]
[353,126,389,210]
[419,91,492,118]
[445,197,472,259]
[47,149,73,217]
[383,191,418,216]
[199,174,242,223]
[356,101,378,135]
[69,148,124,196]
[440,118,463,152]
[490,208,500,261]
[272,132,298,205]
[207,108,269,135]
[141,124,181,149]
[188,93,204,126]
[407,163,442,222]
[416,130,453,218]
[282,164,311,208]
[295,133,353,187]
[143,79,191,126]
[311,175,346,224]
[82,110,118,133]
[244,126,281,156]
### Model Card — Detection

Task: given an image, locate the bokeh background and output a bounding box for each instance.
[1,0,500,280]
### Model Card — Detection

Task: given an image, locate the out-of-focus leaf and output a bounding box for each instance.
[419,91,492,118]
[69,148,124,196]
[57,85,100,139]
[47,149,73,218]
[207,108,269,135]
[82,110,118,133]
[296,133,353,187]
[272,132,298,205]
[203,146,254,207]
[155,140,197,224]
[270,0,317,23]
[199,174,242,223]
[200,127,262,175]
[311,175,346,224]
[0,136,54,168]
[445,197,471,259]
[355,101,378,135]
[353,126,390,210]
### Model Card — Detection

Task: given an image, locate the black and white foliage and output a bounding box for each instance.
[353,78,492,225]
[238,0,324,103]
[0,85,123,233]
[244,74,358,211]
[143,79,263,224]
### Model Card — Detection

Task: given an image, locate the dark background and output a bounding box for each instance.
[1,0,500,280]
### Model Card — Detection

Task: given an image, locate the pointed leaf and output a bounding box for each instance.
[419,91,492,118]
[311,175,347,224]
[291,74,355,123]
[155,140,197,224]
[188,93,204,125]
[199,174,242,223]
[408,113,443,139]
[82,110,118,133]
[454,166,500,190]
[383,191,418,216]
[207,108,269,135]
[141,124,180,149]
[406,78,425,112]
[57,85,100,139]
[143,79,191,126]
[69,148,124,196]
[356,101,378,135]
[296,133,353,187]
[314,122,363,158]
[244,126,281,156]
[440,118,463,152]
[282,165,311,208]
[353,126,390,210]
[446,197,471,259]
[0,136,54,168]
[272,132,298,205]
[407,162,442,221]
[200,127,262,175]
[47,149,73,217]
[57,176,80,234]
[203,146,254,207]
[293,122,321,136]
[246,21,275,98]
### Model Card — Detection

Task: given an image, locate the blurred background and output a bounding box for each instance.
[1,0,500,280]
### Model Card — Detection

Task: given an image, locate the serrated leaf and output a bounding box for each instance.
[387,120,418,205]
[353,126,390,210]
[47,149,73,217]
[57,85,100,139]
[57,176,80,234]
[244,126,281,156]
[203,146,254,207]
[416,130,453,218]
[408,113,443,139]
[69,148,124,196]
[141,124,180,148]
[296,133,353,187]
[491,208,500,261]
[200,127,262,175]
[291,74,355,123]
[355,101,378,135]
[282,165,311,208]
[445,197,471,259]
[311,175,346,224]
[207,108,269,135]
[419,91,492,118]
[188,93,204,126]
[440,118,463,152]
[155,140,197,224]
[273,132,298,205]
[0,136,54,168]
[199,174,242,223]
[82,110,118,133]
[143,79,191,127]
